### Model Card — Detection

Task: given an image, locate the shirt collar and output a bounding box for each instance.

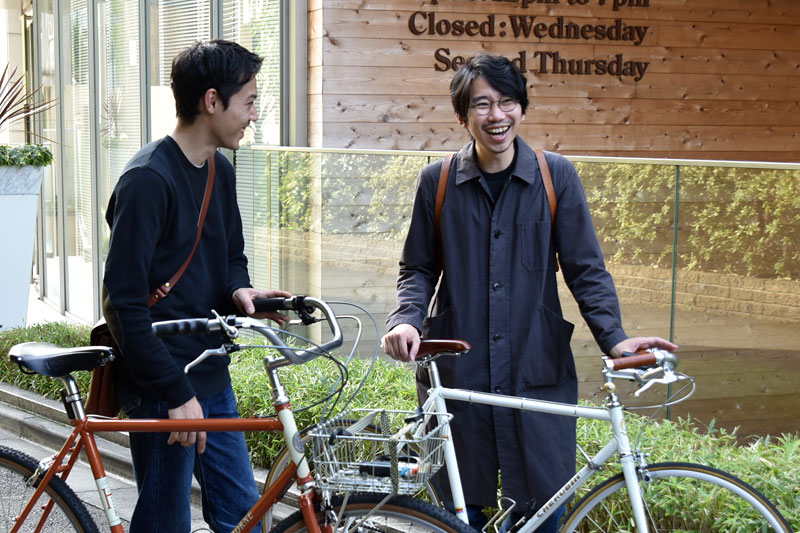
[454,137,539,186]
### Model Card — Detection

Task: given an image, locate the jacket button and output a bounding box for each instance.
[494,386,502,394]
[494,230,503,239]
[493,334,502,342]
[492,282,502,290]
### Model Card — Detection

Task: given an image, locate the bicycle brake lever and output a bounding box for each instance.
[184,346,230,374]
[634,370,679,397]
[212,309,238,339]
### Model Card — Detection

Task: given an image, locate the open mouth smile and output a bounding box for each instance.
[485,125,511,138]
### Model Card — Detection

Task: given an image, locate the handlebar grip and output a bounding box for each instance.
[252,297,292,312]
[152,318,212,338]
[608,352,657,370]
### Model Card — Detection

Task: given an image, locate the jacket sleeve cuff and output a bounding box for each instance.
[599,330,629,356]
[162,376,196,410]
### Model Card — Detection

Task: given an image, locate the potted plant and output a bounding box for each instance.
[0,64,56,331]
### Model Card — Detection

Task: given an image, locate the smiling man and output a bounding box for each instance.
[103,40,289,532]
[382,53,675,532]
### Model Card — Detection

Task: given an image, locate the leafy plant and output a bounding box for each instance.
[0,64,56,168]
[0,64,56,134]
[0,144,53,167]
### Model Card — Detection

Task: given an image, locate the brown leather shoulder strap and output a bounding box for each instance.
[434,154,453,238]
[148,155,216,308]
[534,148,560,271]
[534,148,557,225]
[433,154,454,277]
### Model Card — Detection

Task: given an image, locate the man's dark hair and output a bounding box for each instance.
[450,54,529,123]
[171,40,263,124]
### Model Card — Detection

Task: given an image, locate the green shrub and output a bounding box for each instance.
[0,322,92,398]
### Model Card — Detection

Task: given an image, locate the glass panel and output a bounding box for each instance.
[37,0,62,307]
[254,148,429,350]
[96,0,141,263]
[222,1,282,291]
[574,161,677,400]
[61,0,93,321]
[149,0,211,140]
[671,166,800,438]
[222,0,281,146]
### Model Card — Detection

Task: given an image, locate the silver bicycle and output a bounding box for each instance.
[374,343,792,533]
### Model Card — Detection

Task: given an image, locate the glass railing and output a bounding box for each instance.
[240,145,800,437]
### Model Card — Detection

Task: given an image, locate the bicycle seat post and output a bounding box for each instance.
[421,358,444,390]
[56,374,87,421]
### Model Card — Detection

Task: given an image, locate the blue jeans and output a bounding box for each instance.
[127,386,260,533]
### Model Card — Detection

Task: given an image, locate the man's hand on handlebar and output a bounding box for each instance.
[382,324,421,362]
[610,336,678,358]
[232,288,291,326]
[167,396,207,454]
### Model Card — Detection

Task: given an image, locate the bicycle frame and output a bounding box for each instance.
[13,366,317,533]
[419,359,651,533]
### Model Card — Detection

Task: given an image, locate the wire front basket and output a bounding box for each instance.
[309,408,452,495]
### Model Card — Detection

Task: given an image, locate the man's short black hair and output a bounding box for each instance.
[450,53,529,123]
[171,39,263,124]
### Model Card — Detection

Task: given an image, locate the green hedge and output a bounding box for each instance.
[1,322,797,528]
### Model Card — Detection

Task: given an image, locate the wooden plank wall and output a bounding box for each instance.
[308,0,800,162]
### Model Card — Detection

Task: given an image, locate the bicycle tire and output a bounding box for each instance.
[560,461,793,532]
[0,445,99,533]
[262,422,443,533]
[272,492,473,533]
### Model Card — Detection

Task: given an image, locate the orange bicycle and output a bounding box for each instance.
[3,296,471,533]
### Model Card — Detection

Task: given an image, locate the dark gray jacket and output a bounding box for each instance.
[386,137,627,508]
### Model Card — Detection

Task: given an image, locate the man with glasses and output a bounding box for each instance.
[382,53,675,532]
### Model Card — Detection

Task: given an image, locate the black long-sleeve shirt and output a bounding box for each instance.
[103,136,250,409]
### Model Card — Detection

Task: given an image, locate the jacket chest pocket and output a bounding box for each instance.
[517,221,549,271]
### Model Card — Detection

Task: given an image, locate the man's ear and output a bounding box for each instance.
[456,112,466,128]
[202,88,219,115]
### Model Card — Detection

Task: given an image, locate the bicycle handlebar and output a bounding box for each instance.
[151,296,343,369]
[604,349,678,372]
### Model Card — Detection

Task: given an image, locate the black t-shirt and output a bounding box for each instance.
[481,149,519,203]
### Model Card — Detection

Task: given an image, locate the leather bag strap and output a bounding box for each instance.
[434,154,454,242]
[534,149,557,225]
[148,155,216,308]
[534,148,559,271]
[433,154,454,276]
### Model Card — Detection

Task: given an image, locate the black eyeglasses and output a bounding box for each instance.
[469,98,519,116]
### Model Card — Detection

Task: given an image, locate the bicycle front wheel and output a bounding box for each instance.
[561,461,792,532]
[0,445,99,532]
[272,493,472,533]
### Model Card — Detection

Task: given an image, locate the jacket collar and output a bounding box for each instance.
[454,137,539,186]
